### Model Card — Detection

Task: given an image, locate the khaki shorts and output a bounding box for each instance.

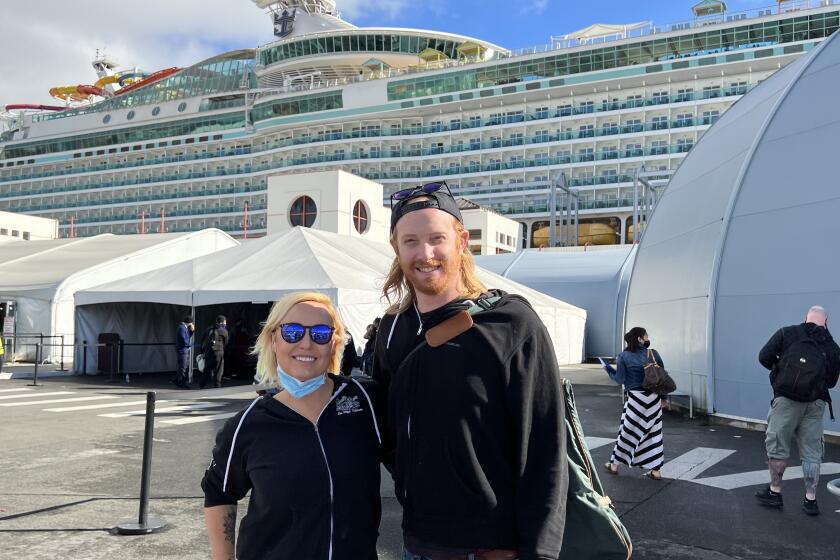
[765,396,826,463]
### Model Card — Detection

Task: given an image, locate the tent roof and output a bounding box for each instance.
[77,227,585,318]
[77,227,396,307]
[0,230,238,298]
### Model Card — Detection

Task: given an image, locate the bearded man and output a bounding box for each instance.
[372,182,568,560]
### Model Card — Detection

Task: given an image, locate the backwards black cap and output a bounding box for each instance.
[389,183,463,232]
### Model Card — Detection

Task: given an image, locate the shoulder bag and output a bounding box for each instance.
[642,349,677,395]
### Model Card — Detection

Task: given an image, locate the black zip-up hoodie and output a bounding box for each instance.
[201,375,382,560]
[372,290,568,560]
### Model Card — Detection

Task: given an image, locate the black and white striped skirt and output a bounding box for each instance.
[610,389,664,470]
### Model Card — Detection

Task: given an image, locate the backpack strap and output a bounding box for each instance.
[396,295,502,373]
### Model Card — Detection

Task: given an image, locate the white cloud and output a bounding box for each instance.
[0,0,401,107]
[521,0,549,16]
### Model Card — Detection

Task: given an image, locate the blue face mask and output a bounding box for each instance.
[276,365,326,399]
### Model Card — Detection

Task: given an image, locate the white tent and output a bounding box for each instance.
[0,230,239,362]
[477,246,635,358]
[75,227,586,373]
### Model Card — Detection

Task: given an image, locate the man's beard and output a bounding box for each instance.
[402,254,462,297]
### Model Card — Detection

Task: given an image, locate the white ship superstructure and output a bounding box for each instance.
[1,0,838,246]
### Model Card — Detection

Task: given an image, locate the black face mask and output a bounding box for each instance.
[643,340,651,349]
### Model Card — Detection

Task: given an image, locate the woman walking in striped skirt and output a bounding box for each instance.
[603,327,666,480]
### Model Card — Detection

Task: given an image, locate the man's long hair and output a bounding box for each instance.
[382,219,487,314]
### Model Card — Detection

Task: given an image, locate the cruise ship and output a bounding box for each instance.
[1,0,838,247]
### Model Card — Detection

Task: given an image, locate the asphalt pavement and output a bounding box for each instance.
[0,364,838,559]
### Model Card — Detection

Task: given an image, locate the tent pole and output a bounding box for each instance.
[188,304,195,385]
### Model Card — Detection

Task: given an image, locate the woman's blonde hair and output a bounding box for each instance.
[252,292,346,386]
[382,218,487,314]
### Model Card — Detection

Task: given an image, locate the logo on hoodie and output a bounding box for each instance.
[336,395,363,416]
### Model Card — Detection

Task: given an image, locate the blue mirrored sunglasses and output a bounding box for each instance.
[278,323,335,345]
[390,181,452,206]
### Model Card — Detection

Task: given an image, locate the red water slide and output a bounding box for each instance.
[114,67,181,96]
[4,104,66,111]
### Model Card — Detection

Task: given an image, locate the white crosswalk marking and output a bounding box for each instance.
[0,396,118,407]
[159,412,237,425]
[0,388,33,394]
[0,391,74,400]
[585,436,614,451]
[98,402,224,418]
[44,400,171,412]
[660,447,736,480]
[688,463,840,490]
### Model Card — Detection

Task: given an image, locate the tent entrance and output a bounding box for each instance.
[75,301,272,378]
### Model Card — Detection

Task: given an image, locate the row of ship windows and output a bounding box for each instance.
[387,13,837,100]
[3,114,720,182]
[2,92,343,161]
[39,195,370,236]
[57,221,267,238]
[0,84,742,177]
[0,137,698,201]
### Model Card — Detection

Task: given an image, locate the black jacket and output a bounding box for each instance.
[340,333,359,376]
[202,325,229,356]
[201,375,382,560]
[759,322,840,402]
[372,291,568,560]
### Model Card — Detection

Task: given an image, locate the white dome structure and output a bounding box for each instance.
[624,30,840,431]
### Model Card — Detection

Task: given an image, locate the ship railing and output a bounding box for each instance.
[544,0,837,52]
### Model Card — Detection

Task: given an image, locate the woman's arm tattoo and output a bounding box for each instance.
[223,508,236,545]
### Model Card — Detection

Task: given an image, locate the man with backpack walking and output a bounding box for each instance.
[372,182,568,560]
[200,315,229,389]
[755,305,840,516]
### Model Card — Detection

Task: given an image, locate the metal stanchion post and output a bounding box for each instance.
[60,334,65,371]
[108,343,115,383]
[82,341,88,375]
[120,340,129,384]
[29,343,41,387]
[115,392,167,535]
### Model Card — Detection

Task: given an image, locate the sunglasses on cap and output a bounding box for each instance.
[389,181,452,207]
[278,323,335,345]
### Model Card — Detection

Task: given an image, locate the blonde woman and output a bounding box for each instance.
[202,292,382,560]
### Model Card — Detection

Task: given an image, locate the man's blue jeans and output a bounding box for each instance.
[175,352,190,385]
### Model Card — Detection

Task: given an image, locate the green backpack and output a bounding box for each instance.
[559,378,632,559]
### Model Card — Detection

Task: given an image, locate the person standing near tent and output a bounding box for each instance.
[0,332,5,374]
[372,182,568,559]
[201,315,229,389]
[202,292,382,560]
[360,317,381,376]
[173,315,194,389]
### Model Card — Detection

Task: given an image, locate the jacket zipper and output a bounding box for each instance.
[312,383,347,560]
[314,424,335,560]
[404,415,411,500]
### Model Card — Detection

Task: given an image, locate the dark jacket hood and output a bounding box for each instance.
[802,322,834,344]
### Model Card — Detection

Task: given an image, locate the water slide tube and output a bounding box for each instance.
[94,75,120,89]
[117,72,148,87]
[5,104,66,111]
[49,84,105,102]
[114,67,181,96]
